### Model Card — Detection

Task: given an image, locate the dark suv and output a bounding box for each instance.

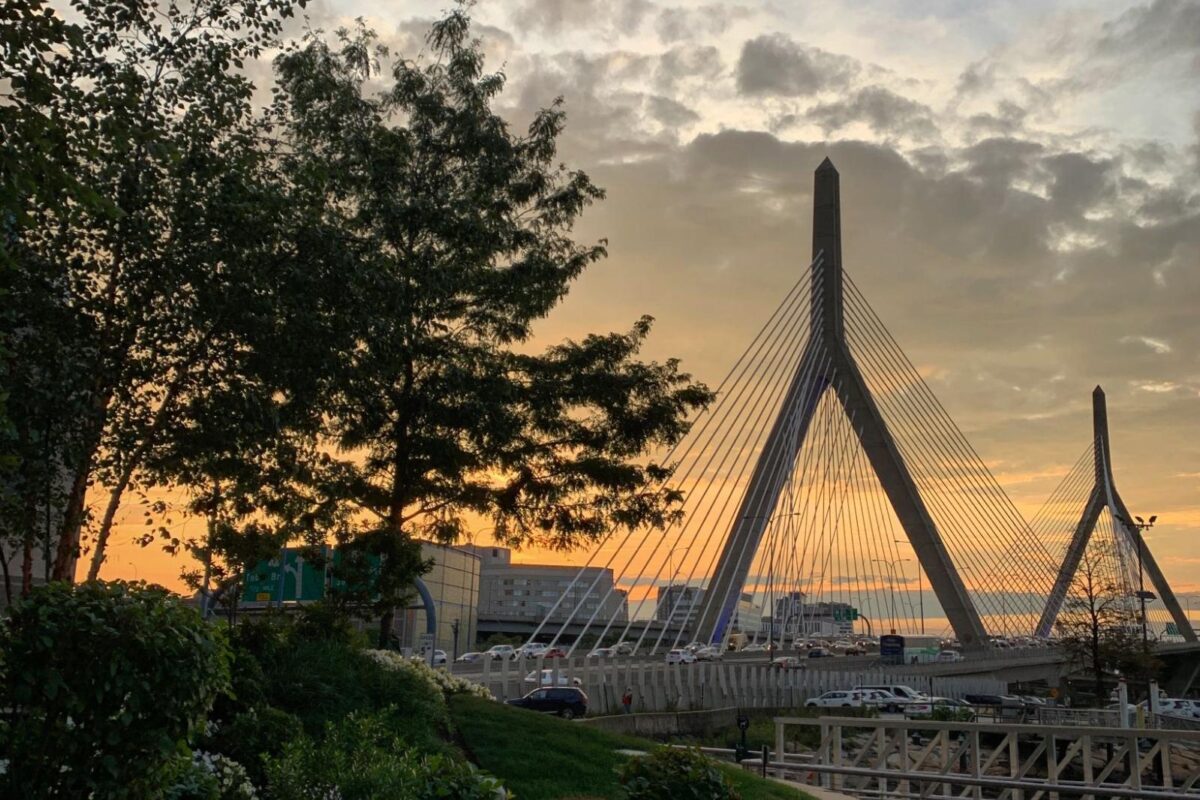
[506,686,588,719]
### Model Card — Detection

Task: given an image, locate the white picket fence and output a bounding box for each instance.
[472,657,1006,714]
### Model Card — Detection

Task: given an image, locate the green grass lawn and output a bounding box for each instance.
[448,695,815,800]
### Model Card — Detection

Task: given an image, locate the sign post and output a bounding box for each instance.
[419,632,436,666]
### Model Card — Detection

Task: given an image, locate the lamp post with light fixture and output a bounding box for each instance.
[1119,513,1157,702]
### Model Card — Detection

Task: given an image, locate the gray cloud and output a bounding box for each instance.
[512,0,655,36]
[653,44,724,93]
[1095,0,1200,64]
[735,33,859,96]
[654,4,752,43]
[966,100,1028,136]
[646,95,700,128]
[805,86,937,139]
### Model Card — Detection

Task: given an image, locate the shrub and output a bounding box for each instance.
[0,580,231,798]
[363,648,493,699]
[618,747,740,800]
[165,751,259,800]
[265,710,509,799]
[245,626,449,750]
[204,705,301,786]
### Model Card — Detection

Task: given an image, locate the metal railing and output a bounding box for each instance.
[766,714,1200,798]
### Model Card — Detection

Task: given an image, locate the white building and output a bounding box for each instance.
[462,545,628,628]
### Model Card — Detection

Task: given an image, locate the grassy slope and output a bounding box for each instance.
[448,695,814,800]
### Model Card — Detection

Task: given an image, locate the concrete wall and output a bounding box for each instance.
[580,706,740,737]
[473,656,1007,715]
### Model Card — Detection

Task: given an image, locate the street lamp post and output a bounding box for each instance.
[895,540,924,634]
[873,558,911,633]
[1119,513,1157,702]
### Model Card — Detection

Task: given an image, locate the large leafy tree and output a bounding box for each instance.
[1,0,307,592]
[271,16,711,642]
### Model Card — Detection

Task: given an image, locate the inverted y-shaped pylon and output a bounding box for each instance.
[1035,386,1196,641]
[695,159,989,649]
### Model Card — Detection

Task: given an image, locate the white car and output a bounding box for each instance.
[587,647,616,659]
[1155,698,1200,718]
[524,669,582,687]
[455,651,484,663]
[516,642,547,658]
[694,645,722,661]
[486,644,517,661]
[666,649,697,665]
[805,689,893,709]
[431,649,448,665]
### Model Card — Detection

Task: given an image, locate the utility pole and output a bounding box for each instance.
[874,558,910,633]
[896,539,923,634]
[1120,513,1156,702]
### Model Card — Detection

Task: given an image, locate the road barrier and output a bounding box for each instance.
[471,655,1006,714]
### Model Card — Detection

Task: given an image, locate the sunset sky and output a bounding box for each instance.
[100,0,1200,626]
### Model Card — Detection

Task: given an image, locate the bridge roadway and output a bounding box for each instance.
[451,641,1200,694]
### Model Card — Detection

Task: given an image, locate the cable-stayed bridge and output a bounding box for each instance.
[526,158,1197,661]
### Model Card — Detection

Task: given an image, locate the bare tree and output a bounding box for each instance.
[1055,543,1138,701]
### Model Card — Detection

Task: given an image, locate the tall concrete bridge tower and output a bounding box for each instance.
[1036,386,1196,641]
[695,159,990,649]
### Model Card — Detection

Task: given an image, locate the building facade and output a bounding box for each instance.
[393,541,481,659]
[462,545,627,633]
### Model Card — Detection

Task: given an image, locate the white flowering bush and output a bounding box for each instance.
[364,649,494,700]
[200,752,258,800]
[165,751,258,800]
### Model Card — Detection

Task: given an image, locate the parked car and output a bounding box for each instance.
[855,684,928,703]
[806,689,895,709]
[1154,698,1200,718]
[851,684,930,714]
[936,650,964,663]
[506,686,589,719]
[587,647,615,659]
[516,642,547,658]
[771,656,802,670]
[666,649,697,665]
[486,644,517,661]
[455,651,484,664]
[524,669,582,687]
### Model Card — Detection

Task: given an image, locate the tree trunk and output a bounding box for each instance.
[0,544,12,605]
[87,376,184,580]
[378,607,395,649]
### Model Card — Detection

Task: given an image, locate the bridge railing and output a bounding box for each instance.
[469,654,1006,713]
[768,714,1200,799]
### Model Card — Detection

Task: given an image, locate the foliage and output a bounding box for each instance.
[264,710,510,800]
[618,747,741,800]
[165,751,259,800]
[232,618,449,750]
[204,706,302,788]
[448,695,807,800]
[268,12,711,643]
[364,648,494,699]
[0,0,322,593]
[0,581,231,798]
[1055,544,1162,701]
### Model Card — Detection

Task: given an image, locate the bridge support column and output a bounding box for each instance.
[1037,387,1196,641]
[696,158,988,650]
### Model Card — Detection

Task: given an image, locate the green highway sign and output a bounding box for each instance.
[241,547,329,603]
